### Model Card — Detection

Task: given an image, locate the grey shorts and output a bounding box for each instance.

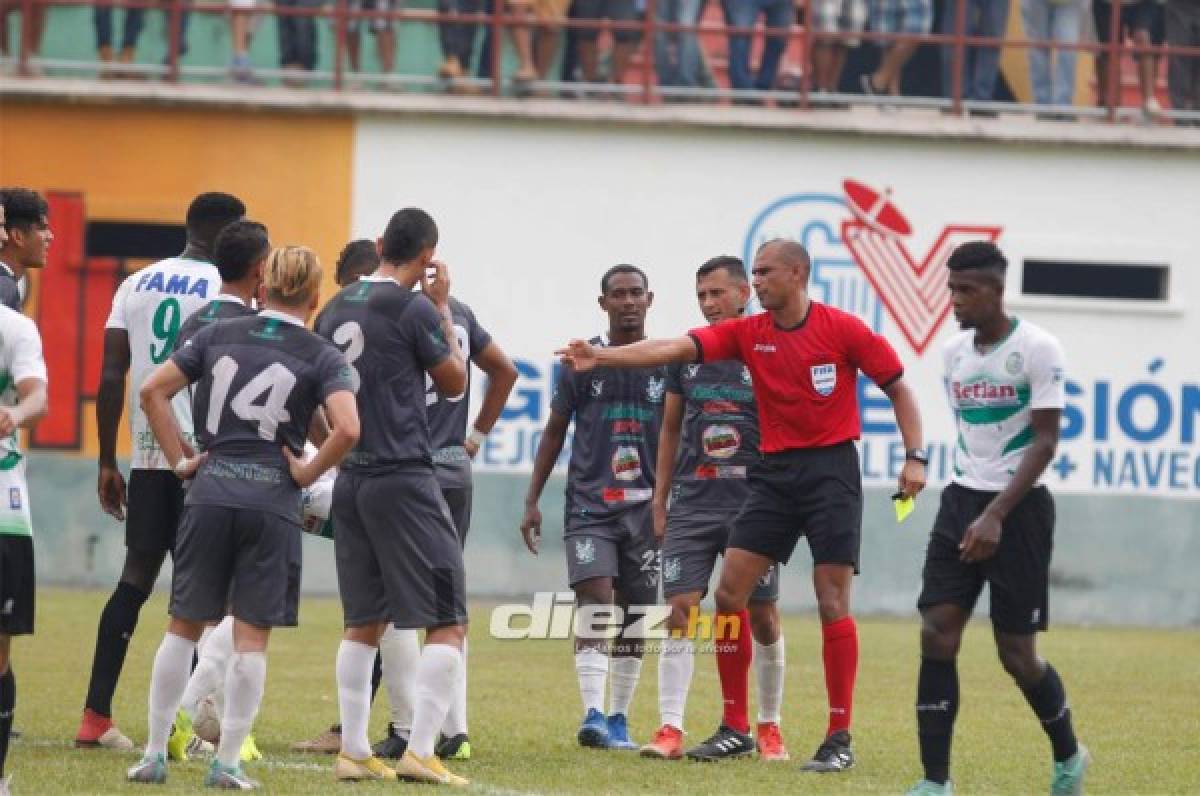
[333,469,468,630]
[662,509,780,602]
[563,502,660,605]
[170,504,301,628]
[441,485,472,546]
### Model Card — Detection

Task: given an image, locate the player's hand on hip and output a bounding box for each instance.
[959,510,1002,563]
[97,463,128,521]
[651,498,668,544]
[898,459,926,498]
[282,446,316,488]
[520,503,542,555]
[421,260,452,309]
[555,339,598,372]
[464,438,480,459]
[173,453,207,482]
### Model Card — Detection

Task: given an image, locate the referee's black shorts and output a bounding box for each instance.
[126,469,187,555]
[918,482,1055,634]
[728,441,863,571]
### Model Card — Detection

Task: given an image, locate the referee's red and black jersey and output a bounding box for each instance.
[688,303,904,453]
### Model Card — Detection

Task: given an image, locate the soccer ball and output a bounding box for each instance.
[193,695,222,744]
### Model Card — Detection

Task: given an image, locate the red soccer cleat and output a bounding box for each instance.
[756,722,790,762]
[639,724,684,760]
[75,708,135,750]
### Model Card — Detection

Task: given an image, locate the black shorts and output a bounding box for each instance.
[573,0,641,42]
[170,504,302,628]
[1094,0,1165,47]
[728,442,863,571]
[0,535,34,635]
[333,469,468,630]
[917,483,1055,634]
[441,485,473,546]
[126,469,186,555]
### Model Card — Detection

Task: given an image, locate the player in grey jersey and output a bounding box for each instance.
[315,208,471,786]
[128,246,359,789]
[521,264,666,752]
[639,256,790,764]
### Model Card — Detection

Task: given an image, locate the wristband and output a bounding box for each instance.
[905,449,929,466]
[467,428,487,447]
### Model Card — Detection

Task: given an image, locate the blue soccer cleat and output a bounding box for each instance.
[577,708,609,749]
[606,713,638,751]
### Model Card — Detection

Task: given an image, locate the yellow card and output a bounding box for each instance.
[892,494,915,524]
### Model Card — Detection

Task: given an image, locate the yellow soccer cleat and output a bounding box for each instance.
[396,750,469,787]
[334,753,396,782]
[240,733,263,762]
[167,709,195,762]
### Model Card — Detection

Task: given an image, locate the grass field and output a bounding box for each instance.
[9,589,1199,794]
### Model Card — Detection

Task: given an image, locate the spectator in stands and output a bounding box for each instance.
[1021,0,1083,113]
[437,0,481,86]
[343,0,396,80]
[278,0,321,83]
[939,0,1010,108]
[0,0,47,75]
[1166,0,1200,119]
[92,0,191,78]
[655,0,711,94]
[811,0,868,100]
[229,0,257,82]
[472,1,547,94]
[721,0,792,97]
[575,0,641,88]
[862,0,930,99]
[1094,0,1165,118]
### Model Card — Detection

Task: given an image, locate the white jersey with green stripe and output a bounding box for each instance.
[0,305,48,536]
[105,257,219,470]
[944,318,1065,492]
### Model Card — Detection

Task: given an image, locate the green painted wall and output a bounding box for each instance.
[26,453,1200,627]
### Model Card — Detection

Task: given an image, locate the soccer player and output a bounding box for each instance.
[127,245,359,788]
[0,188,53,312]
[315,208,471,786]
[904,242,1088,796]
[521,265,666,752]
[557,240,927,772]
[166,219,271,763]
[639,256,789,763]
[0,302,49,794]
[372,289,519,762]
[77,191,245,750]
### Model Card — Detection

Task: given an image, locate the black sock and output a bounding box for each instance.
[369,649,383,705]
[917,657,958,785]
[0,667,15,778]
[85,581,149,717]
[1021,664,1078,762]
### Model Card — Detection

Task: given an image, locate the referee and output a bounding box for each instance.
[558,239,927,772]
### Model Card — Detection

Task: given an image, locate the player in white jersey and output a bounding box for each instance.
[75,192,246,751]
[0,304,48,794]
[905,242,1087,796]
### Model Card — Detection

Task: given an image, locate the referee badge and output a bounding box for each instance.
[810,363,837,396]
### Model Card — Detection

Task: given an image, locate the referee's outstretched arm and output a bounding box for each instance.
[557,336,698,372]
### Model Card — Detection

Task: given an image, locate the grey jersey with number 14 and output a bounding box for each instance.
[171,312,355,523]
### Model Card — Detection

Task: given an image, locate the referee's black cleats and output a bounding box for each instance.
[800,730,855,772]
[685,724,756,762]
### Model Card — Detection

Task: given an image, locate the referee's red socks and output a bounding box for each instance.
[715,609,752,734]
[822,616,859,736]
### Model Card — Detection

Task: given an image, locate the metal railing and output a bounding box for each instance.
[4,0,1200,124]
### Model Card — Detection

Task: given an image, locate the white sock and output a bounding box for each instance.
[754,636,786,725]
[609,656,642,718]
[146,633,197,758]
[407,643,461,758]
[441,638,468,737]
[574,648,608,714]
[658,636,694,730]
[336,640,377,760]
[378,626,420,737]
[181,616,234,718]
[217,652,266,768]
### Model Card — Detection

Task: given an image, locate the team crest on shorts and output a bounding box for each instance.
[663,556,681,584]
[8,487,20,510]
[575,538,596,565]
[810,364,837,396]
